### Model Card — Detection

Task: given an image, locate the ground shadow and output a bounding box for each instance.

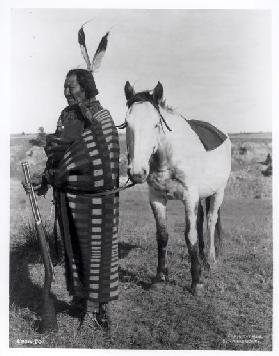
[119,267,151,290]
[118,241,138,259]
[10,237,69,327]
[10,239,141,324]
[118,241,152,290]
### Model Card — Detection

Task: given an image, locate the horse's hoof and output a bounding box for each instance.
[208,252,217,264]
[151,272,169,290]
[206,257,217,270]
[190,283,204,296]
[201,257,211,271]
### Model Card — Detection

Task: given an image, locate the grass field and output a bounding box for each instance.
[9,132,272,350]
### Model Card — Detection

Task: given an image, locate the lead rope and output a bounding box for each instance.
[66,177,136,197]
[116,122,127,129]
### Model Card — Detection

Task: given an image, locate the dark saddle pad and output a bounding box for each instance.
[187,119,227,151]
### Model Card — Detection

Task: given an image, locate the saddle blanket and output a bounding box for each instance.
[187,119,227,151]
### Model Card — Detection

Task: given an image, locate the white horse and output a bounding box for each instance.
[124,81,231,295]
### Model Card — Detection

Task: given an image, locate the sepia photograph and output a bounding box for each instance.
[5,3,277,352]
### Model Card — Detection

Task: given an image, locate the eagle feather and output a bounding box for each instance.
[78,27,91,71]
[91,32,109,72]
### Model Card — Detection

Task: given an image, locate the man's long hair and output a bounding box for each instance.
[67,69,99,98]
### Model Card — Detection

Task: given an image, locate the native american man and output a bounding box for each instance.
[24,29,119,330]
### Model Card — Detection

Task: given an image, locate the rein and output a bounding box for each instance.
[116,122,128,129]
[65,178,136,197]
[157,107,172,133]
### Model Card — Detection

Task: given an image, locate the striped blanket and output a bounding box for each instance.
[54,107,120,311]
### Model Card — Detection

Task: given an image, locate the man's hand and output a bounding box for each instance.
[22,175,49,196]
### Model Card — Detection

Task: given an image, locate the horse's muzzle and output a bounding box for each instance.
[128,168,148,184]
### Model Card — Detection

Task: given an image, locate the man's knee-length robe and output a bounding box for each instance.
[51,102,119,310]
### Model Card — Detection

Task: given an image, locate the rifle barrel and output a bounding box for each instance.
[21,161,58,332]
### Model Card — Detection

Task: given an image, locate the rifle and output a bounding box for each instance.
[21,162,58,332]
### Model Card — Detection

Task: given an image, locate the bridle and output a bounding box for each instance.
[116,92,172,133]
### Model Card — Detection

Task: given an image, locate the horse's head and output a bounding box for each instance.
[124,81,164,184]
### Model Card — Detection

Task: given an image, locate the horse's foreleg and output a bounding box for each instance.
[207,189,224,263]
[149,189,168,284]
[184,194,203,295]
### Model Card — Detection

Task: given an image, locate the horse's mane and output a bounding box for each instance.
[159,99,176,114]
[127,91,154,108]
[127,89,176,115]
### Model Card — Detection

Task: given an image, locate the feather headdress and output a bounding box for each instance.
[78,24,109,73]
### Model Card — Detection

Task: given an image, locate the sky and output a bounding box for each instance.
[11,9,271,134]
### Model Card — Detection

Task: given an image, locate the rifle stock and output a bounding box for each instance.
[21,162,58,332]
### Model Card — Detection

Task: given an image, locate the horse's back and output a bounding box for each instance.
[158,111,231,199]
[199,138,231,198]
[179,136,231,198]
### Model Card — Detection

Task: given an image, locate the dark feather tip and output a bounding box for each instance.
[78,27,86,46]
[97,32,109,52]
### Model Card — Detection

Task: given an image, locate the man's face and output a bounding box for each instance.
[64,74,86,106]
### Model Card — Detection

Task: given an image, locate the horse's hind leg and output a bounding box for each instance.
[207,189,224,263]
[215,208,222,258]
[183,191,203,295]
[149,188,169,285]
[197,199,210,270]
[197,199,207,260]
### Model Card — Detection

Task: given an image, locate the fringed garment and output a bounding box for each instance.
[51,101,119,311]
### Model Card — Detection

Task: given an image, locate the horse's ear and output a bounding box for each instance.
[124,81,135,100]
[153,81,163,104]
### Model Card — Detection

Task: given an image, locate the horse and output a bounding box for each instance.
[123,81,231,295]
